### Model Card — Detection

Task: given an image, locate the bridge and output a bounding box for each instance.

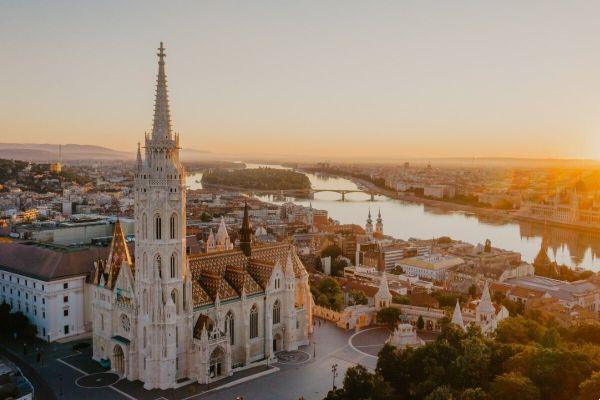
[242,188,378,201]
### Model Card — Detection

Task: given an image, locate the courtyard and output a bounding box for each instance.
[2,319,406,400]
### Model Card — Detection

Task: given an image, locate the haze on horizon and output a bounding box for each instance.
[3,1,600,160]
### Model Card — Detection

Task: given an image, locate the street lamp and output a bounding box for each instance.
[331,363,338,392]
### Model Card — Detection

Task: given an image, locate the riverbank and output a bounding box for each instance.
[347,175,600,235]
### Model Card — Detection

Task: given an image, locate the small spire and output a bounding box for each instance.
[452,300,466,331]
[240,201,252,257]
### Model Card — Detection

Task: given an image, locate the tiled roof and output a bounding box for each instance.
[188,243,308,307]
[0,241,106,281]
[225,264,262,295]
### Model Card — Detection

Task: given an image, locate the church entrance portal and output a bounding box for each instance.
[209,347,224,379]
[273,333,282,353]
[112,344,125,376]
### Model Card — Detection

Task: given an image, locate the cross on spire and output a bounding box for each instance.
[157,42,166,61]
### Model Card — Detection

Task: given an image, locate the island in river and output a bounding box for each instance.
[201,167,311,191]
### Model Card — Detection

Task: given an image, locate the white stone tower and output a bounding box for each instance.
[374,272,392,310]
[134,42,191,390]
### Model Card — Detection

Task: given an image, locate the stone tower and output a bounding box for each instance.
[365,208,373,237]
[375,208,383,235]
[134,42,190,390]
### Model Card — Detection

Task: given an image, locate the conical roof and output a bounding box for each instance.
[451,300,466,331]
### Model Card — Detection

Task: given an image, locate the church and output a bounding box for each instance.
[90,43,313,390]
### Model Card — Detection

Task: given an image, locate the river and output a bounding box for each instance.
[186,164,600,271]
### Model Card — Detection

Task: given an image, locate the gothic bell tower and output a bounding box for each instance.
[134,42,190,390]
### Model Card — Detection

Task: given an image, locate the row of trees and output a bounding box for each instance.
[0,302,38,342]
[326,315,600,400]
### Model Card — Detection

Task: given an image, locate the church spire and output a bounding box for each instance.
[239,202,252,257]
[151,42,172,142]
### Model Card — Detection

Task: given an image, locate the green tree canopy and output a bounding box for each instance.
[489,373,540,400]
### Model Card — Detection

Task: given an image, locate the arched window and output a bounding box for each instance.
[249,305,258,339]
[171,289,179,314]
[155,254,162,279]
[142,253,148,280]
[225,311,234,345]
[142,289,148,315]
[273,300,281,325]
[170,253,176,278]
[154,214,162,240]
[142,213,147,239]
[170,214,176,239]
[143,326,147,348]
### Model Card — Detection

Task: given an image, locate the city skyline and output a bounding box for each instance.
[3,1,600,159]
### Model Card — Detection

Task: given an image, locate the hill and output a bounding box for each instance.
[0,143,130,161]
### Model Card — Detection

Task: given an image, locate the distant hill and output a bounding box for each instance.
[0,143,214,162]
[0,143,130,161]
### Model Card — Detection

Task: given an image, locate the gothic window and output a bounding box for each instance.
[143,289,148,314]
[171,289,179,314]
[155,254,162,279]
[143,326,147,348]
[225,311,234,345]
[142,213,147,239]
[170,253,176,278]
[170,214,176,239]
[142,253,148,280]
[249,305,258,339]
[154,214,162,240]
[273,300,281,325]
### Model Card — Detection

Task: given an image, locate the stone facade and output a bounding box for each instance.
[90,43,312,390]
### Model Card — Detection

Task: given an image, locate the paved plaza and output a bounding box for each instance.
[2,319,398,400]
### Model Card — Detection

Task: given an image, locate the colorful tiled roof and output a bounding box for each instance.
[188,243,308,307]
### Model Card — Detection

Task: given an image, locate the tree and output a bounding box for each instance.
[417,315,425,330]
[579,371,600,400]
[200,212,212,222]
[459,388,489,400]
[349,290,368,306]
[312,277,344,311]
[454,336,491,390]
[321,244,342,260]
[390,266,404,275]
[376,307,400,327]
[342,365,375,399]
[468,284,477,297]
[505,346,593,400]
[425,385,453,400]
[489,373,540,400]
[494,316,545,344]
[392,295,410,305]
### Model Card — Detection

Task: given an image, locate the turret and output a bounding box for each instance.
[374,272,392,310]
[476,281,496,324]
[451,300,466,331]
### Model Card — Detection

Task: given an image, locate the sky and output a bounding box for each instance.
[2,1,600,160]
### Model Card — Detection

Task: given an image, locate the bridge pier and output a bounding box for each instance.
[370,193,375,201]
[341,192,346,201]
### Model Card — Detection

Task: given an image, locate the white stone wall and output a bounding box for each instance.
[0,271,87,341]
